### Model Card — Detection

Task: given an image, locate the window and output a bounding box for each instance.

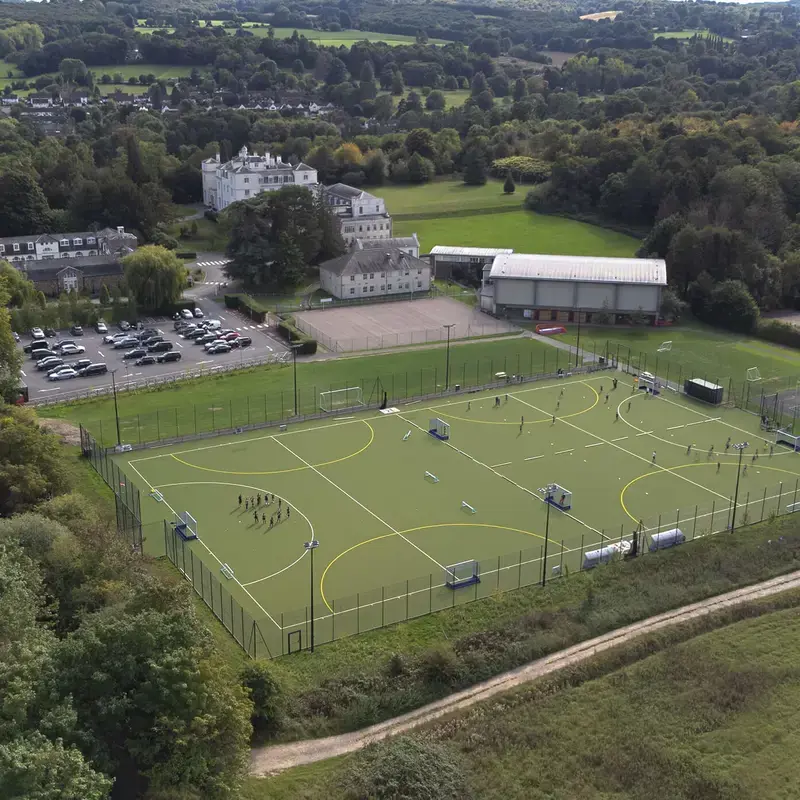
[26,242,33,251]
[380,285,385,290]
[349,275,355,281]
[417,280,422,288]
[381,272,385,277]
[417,269,422,274]
[87,237,95,245]
[244,190,250,197]
[369,273,374,279]
[89,250,97,256]
[350,288,355,295]
[73,238,82,246]
[387,283,392,290]
[244,177,249,184]
[0,245,4,253]
[303,174,308,181]
[369,286,374,292]
[61,252,69,258]
[404,271,409,276]
[12,243,19,252]
[359,207,363,215]
[362,273,367,280]
[60,239,68,246]
[375,205,380,212]
[359,226,363,232]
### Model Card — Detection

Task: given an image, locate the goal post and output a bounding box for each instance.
[319,386,365,412]
[428,418,450,441]
[657,340,672,353]
[174,511,198,541]
[444,559,479,589]
[747,367,761,382]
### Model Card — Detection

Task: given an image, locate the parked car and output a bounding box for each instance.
[204,339,226,351]
[52,339,75,351]
[31,349,57,361]
[60,344,86,356]
[78,363,108,377]
[12,331,20,342]
[222,332,240,342]
[65,359,92,371]
[231,336,252,348]
[117,320,131,331]
[24,340,50,354]
[48,367,78,381]
[140,336,164,348]
[36,356,63,371]
[136,328,160,340]
[148,341,174,353]
[207,342,231,354]
[135,355,157,366]
[113,337,139,349]
[172,312,182,321]
[123,348,147,360]
[30,327,45,339]
[95,321,108,334]
[70,325,84,336]
[197,333,217,345]
[204,319,222,330]
[181,308,193,319]
[157,351,182,364]
[193,307,204,317]
[183,329,204,340]
[103,332,127,344]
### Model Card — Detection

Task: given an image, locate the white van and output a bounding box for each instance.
[204,319,222,330]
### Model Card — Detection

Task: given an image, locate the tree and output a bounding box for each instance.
[405,128,436,160]
[659,288,686,322]
[122,246,187,310]
[390,72,404,96]
[0,405,67,514]
[425,90,446,111]
[407,152,435,184]
[463,149,488,186]
[363,149,388,185]
[705,280,760,333]
[470,71,488,96]
[224,202,273,286]
[0,170,51,236]
[503,172,516,194]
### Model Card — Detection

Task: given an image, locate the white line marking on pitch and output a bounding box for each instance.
[524,455,544,461]
[686,419,705,427]
[271,435,447,572]
[667,425,684,430]
[585,442,604,448]
[611,436,628,442]
[491,461,512,468]
[555,448,574,455]
[636,431,654,437]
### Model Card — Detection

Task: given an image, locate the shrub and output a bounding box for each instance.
[420,645,461,686]
[240,661,283,732]
[756,318,800,348]
[491,156,551,183]
[276,314,317,354]
[340,736,470,800]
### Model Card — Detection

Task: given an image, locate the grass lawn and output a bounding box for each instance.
[380,88,471,110]
[93,64,194,81]
[656,29,735,43]
[117,366,800,660]
[249,594,800,798]
[376,178,522,218]
[395,207,640,255]
[167,217,228,251]
[556,323,800,393]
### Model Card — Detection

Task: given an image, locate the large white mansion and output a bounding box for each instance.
[202,146,318,211]
[321,183,393,246]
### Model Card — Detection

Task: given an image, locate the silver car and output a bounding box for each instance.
[48,367,78,381]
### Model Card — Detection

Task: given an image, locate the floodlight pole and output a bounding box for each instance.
[444,324,455,390]
[541,492,551,587]
[304,539,320,652]
[730,442,749,533]
[291,344,301,416]
[110,368,121,447]
[574,307,581,368]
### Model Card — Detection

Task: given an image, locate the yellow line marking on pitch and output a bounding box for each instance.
[319,522,545,612]
[168,420,374,475]
[619,461,800,523]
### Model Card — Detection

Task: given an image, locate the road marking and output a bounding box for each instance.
[19,370,25,377]
[175,341,183,348]
[38,387,59,393]
[264,344,273,352]
[97,351,105,358]
[218,315,226,321]
[197,360,213,365]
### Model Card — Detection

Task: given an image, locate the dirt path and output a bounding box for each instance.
[250,570,800,777]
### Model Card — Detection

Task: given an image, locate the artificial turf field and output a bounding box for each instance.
[119,369,800,653]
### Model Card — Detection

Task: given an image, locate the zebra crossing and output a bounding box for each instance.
[195,259,230,268]
[203,281,227,286]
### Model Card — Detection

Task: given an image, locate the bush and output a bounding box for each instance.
[756,318,800,348]
[419,646,461,686]
[340,736,470,800]
[492,156,551,183]
[276,314,317,354]
[240,661,283,733]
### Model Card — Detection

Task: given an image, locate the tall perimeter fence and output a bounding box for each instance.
[79,425,144,552]
[80,339,800,658]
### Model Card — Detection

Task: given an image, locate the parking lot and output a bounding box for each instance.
[19,299,288,404]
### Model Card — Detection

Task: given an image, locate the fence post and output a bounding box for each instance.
[777,482,783,514]
[761,487,767,520]
[406,580,409,620]
[496,555,501,590]
[693,505,698,539]
[518,549,522,587]
[579,534,584,569]
[710,500,716,533]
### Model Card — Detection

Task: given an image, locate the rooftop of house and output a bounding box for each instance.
[319,248,428,277]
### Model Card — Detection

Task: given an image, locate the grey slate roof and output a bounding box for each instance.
[324,183,377,201]
[319,249,428,277]
[22,254,125,281]
[357,235,419,250]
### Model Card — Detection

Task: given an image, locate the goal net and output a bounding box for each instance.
[444,559,479,589]
[747,367,761,382]
[319,386,365,412]
[776,428,800,451]
[428,417,450,441]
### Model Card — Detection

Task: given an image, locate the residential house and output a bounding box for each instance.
[356,234,420,259]
[201,145,318,211]
[318,248,431,299]
[321,183,392,246]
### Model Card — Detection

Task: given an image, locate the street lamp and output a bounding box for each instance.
[444,324,456,390]
[730,442,749,533]
[290,343,302,416]
[110,368,121,447]
[304,539,320,652]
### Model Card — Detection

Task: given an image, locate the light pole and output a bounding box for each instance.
[541,490,551,587]
[304,539,320,652]
[730,442,749,533]
[574,308,581,368]
[291,343,302,416]
[444,324,455,390]
[110,368,121,447]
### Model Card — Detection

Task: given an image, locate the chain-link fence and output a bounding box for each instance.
[79,424,143,552]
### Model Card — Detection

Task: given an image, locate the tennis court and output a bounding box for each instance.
[118,370,800,656]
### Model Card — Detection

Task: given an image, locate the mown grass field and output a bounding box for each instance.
[381,88,471,109]
[246,591,800,798]
[94,64,194,81]
[555,323,800,391]
[377,178,522,217]
[135,22,446,46]
[655,29,735,43]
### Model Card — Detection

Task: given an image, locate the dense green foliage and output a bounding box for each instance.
[122,244,188,310]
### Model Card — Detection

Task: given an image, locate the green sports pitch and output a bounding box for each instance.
[117,371,800,652]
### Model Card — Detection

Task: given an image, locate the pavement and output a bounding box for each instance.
[22,253,288,404]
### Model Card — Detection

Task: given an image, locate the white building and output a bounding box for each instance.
[429,246,514,281]
[480,253,667,324]
[356,234,419,259]
[321,183,392,245]
[319,248,431,299]
[0,227,137,265]
[201,146,318,211]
